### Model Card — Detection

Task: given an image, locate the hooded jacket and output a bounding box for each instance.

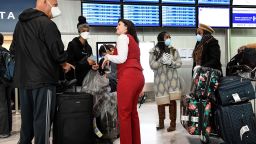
[0,46,9,83]
[10,8,68,89]
[66,37,93,86]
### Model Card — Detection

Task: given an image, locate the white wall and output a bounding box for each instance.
[230,29,256,58]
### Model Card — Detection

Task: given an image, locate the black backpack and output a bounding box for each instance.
[226,48,256,79]
[0,49,15,81]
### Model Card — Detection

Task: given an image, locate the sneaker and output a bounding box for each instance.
[0,133,10,138]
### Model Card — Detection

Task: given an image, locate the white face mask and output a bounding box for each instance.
[47,1,61,18]
[80,32,90,40]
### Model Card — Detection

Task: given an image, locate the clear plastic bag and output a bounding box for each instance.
[81,70,109,95]
[99,92,119,139]
[81,70,110,116]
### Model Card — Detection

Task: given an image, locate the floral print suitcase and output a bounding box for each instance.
[181,67,221,143]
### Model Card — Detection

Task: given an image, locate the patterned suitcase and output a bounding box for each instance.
[181,94,212,141]
[192,67,221,100]
[181,67,221,143]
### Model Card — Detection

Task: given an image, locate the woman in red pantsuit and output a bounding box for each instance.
[102,19,145,144]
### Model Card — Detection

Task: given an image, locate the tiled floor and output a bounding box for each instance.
[0,102,224,144]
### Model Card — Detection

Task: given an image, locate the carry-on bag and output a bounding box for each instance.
[181,67,220,133]
[217,76,255,106]
[180,94,212,137]
[53,89,94,144]
[192,67,221,100]
[216,102,256,144]
[96,92,119,140]
[181,67,221,143]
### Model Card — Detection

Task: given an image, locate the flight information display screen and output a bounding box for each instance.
[198,0,230,5]
[85,0,120,2]
[123,0,159,2]
[82,3,121,26]
[198,7,230,27]
[162,6,196,27]
[123,5,160,26]
[162,0,195,4]
[232,8,256,28]
[233,0,256,5]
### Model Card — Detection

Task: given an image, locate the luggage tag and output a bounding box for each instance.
[240,125,250,140]
[232,93,241,102]
[181,115,189,121]
[191,116,199,122]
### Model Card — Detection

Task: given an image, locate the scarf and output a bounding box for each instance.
[192,35,213,65]
[154,46,176,61]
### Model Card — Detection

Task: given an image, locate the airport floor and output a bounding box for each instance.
[0,102,224,144]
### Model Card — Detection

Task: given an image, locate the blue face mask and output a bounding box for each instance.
[196,34,202,42]
[164,38,172,47]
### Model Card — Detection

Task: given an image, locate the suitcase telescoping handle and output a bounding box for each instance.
[63,69,78,92]
[228,93,250,104]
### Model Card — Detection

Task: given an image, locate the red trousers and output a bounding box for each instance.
[117,68,145,144]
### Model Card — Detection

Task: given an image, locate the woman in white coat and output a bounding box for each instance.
[149,31,182,132]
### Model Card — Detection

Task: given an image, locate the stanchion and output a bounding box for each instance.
[15,88,20,114]
[254,81,256,113]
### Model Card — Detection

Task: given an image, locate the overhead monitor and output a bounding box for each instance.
[123,0,159,3]
[139,41,155,83]
[162,0,195,4]
[162,6,196,27]
[84,0,120,2]
[198,7,230,27]
[82,3,121,26]
[233,0,256,5]
[232,8,256,28]
[198,0,230,5]
[123,5,160,27]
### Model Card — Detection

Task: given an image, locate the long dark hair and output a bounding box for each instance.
[118,19,139,43]
[99,44,114,57]
[154,31,168,60]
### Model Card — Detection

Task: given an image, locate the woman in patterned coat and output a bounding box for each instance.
[149,31,182,132]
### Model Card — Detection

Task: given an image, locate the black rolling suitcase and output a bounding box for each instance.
[216,102,256,144]
[53,91,94,144]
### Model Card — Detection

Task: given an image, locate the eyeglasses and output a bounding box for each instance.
[47,0,58,7]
